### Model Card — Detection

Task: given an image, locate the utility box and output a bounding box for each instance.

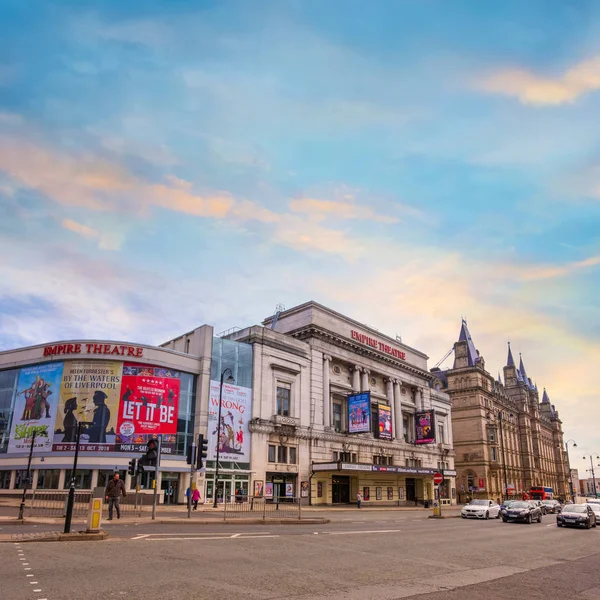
[87,487,104,532]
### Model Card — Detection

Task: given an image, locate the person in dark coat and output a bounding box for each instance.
[62,397,78,442]
[105,473,126,520]
[87,391,110,443]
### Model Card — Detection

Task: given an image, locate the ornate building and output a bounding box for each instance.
[433,321,570,502]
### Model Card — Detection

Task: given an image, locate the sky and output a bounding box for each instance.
[0,0,599,481]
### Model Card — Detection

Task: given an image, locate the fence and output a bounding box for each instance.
[223,496,301,520]
[26,490,145,518]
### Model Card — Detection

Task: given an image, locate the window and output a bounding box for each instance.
[488,428,496,443]
[438,423,445,445]
[371,405,379,438]
[37,469,60,489]
[374,455,393,465]
[0,470,11,489]
[64,469,92,489]
[15,470,32,489]
[137,470,156,490]
[98,470,127,489]
[277,446,288,463]
[268,445,276,462]
[403,416,409,442]
[332,451,338,461]
[491,447,497,461]
[289,447,297,464]
[332,401,343,432]
[276,384,291,416]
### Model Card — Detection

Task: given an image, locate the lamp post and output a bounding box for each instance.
[582,454,599,499]
[563,439,577,501]
[213,368,235,508]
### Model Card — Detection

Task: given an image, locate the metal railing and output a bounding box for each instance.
[223,496,302,520]
[27,490,144,517]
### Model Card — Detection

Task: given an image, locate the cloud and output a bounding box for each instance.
[61,218,123,251]
[289,197,398,224]
[478,55,600,105]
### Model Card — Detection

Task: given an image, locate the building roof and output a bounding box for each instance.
[454,319,479,368]
[507,342,515,367]
[542,388,551,404]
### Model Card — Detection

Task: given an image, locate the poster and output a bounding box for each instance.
[52,361,122,452]
[415,410,436,444]
[208,380,252,463]
[301,481,309,498]
[387,487,394,500]
[116,363,180,440]
[9,362,64,453]
[378,403,392,440]
[363,486,370,501]
[317,482,323,498]
[254,480,264,497]
[265,482,273,498]
[285,483,294,497]
[376,487,382,500]
[348,392,371,433]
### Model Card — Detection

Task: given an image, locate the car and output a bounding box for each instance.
[501,500,543,524]
[530,499,547,514]
[499,499,518,511]
[586,503,600,521]
[461,499,501,520]
[557,504,597,529]
[541,500,561,514]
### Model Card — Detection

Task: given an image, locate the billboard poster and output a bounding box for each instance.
[415,410,436,445]
[52,361,123,452]
[348,392,371,433]
[116,363,180,440]
[208,380,252,463]
[378,403,392,440]
[8,362,64,453]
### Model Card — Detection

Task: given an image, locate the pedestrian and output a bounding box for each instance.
[356,492,362,509]
[192,487,201,510]
[105,472,126,520]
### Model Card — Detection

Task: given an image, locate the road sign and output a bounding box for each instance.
[433,472,443,485]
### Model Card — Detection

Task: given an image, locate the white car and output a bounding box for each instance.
[461,499,501,519]
[586,503,600,520]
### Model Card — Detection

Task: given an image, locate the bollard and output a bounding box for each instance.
[87,487,104,532]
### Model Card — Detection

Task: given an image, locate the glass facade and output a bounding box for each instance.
[210,337,253,389]
[37,469,61,489]
[176,372,196,456]
[0,369,18,454]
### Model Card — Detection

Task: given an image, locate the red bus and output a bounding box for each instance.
[530,486,553,500]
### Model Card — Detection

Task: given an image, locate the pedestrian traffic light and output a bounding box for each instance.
[128,458,138,477]
[197,434,208,469]
[139,438,159,468]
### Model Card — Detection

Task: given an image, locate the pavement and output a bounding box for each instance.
[1,508,599,600]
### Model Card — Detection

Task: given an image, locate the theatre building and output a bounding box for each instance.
[223,302,456,506]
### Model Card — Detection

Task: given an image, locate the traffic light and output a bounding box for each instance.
[139,438,159,468]
[128,458,137,477]
[186,443,196,466]
[197,434,208,469]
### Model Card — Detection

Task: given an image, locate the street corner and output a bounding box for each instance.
[0,530,110,543]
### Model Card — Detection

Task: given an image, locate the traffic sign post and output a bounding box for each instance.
[433,472,443,518]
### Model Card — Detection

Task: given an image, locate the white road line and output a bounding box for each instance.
[29,581,38,584]
[33,590,42,593]
[146,535,280,541]
[324,529,402,536]
[27,574,34,577]
[132,531,272,536]
[24,568,31,571]
[231,533,241,538]
[130,534,151,540]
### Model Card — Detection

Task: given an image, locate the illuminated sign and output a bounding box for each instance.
[43,343,144,358]
[350,330,406,360]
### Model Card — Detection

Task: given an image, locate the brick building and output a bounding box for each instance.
[433,321,570,502]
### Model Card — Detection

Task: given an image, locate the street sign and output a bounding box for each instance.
[433,472,443,485]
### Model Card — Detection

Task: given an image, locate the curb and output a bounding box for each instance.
[0,530,109,543]
[156,518,330,525]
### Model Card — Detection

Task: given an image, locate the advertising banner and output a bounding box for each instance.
[378,403,392,440]
[52,361,123,452]
[348,392,371,433]
[9,362,64,453]
[415,410,436,445]
[116,363,180,440]
[208,381,252,463]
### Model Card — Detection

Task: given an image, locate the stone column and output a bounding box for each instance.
[417,388,424,411]
[323,354,331,428]
[394,380,403,441]
[361,368,370,392]
[385,378,395,439]
[352,365,361,392]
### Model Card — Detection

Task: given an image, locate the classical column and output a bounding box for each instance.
[323,354,331,428]
[417,388,424,411]
[394,380,403,441]
[352,365,361,392]
[361,368,370,392]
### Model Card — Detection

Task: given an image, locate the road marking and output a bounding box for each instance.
[145,534,280,541]
[33,590,42,593]
[29,581,38,584]
[323,529,402,536]
[231,533,241,538]
[130,534,151,540]
[24,568,31,571]
[27,574,34,577]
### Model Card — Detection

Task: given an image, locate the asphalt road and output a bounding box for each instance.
[2,511,599,600]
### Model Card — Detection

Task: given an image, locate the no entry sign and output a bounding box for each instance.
[433,472,443,485]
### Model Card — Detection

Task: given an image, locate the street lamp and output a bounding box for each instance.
[582,454,600,499]
[563,439,577,501]
[213,368,235,508]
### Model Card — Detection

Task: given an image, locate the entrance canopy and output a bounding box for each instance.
[312,461,456,477]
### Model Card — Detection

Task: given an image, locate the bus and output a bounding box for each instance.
[530,486,553,500]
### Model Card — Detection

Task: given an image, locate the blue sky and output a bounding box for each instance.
[1,0,599,478]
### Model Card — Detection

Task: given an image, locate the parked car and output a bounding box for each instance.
[499,499,518,511]
[541,500,561,514]
[501,500,543,524]
[585,503,600,521]
[557,504,597,529]
[530,499,547,514]
[461,499,501,520]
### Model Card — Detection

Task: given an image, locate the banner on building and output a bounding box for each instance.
[116,364,180,440]
[348,392,371,433]
[378,403,392,440]
[415,410,436,444]
[208,380,252,463]
[8,362,64,453]
[52,360,123,452]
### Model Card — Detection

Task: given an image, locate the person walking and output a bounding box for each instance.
[192,487,201,510]
[105,473,126,520]
[356,492,362,509]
